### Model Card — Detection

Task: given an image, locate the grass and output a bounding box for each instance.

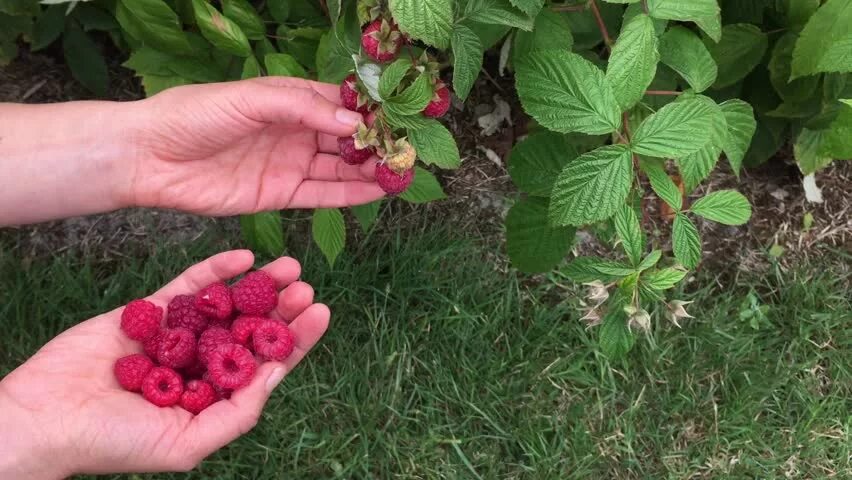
[1,225,849,479]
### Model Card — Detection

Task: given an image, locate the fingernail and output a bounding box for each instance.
[265,367,286,393]
[335,108,362,128]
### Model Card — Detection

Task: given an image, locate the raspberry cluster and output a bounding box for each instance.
[337,12,453,196]
[114,271,296,414]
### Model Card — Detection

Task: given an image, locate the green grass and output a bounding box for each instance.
[1,227,849,479]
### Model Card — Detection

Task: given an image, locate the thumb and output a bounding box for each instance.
[231,81,363,137]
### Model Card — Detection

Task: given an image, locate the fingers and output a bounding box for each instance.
[288,180,386,209]
[257,256,302,289]
[318,133,342,154]
[248,76,341,103]
[151,250,255,302]
[308,153,379,182]
[276,281,315,323]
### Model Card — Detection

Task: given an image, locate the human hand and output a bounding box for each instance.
[126,77,386,216]
[0,250,327,478]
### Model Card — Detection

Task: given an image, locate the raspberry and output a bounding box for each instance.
[253,320,296,361]
[361,19,403,63]
[180,380,218,414]
[166,295,208,336]
[198,326,234,366]
[204,371,232,400]
[120,299,163,341]
[195,282,233,321]
[157,327,197,369]
[114,354,155,392]
[338,136,374,165]
[181,360,207,380]
[375,163,414,195]
[385,138,416,174]
[423,85,451,118]
[206,344,257,390]
[207,315,235,329]
[340,74,370,114]
[231,271,277,315]
[142,329,164,359]
[141,367,184,407]
[230,315,264,348]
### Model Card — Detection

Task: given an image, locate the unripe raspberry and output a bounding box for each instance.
[361,19,403,63]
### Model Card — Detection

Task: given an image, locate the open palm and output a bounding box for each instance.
[128,77,385,216]
[0,251,327,475]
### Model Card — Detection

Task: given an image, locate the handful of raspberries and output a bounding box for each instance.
[114,271,295,414]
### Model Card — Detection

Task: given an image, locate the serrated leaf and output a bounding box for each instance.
[508,132,579,197]
[631,98,716,158]
[719,99,757,176]
[63,25,108,96]
[140,74,191,96]
[385,73,433,115]
[513,8,573,58]
[694,13,722,42]
[222,0,265,40]
[389,0,453,48]
[240,211,285,256]
[820,105,852,159]
[561,257,619,283]
[506,197,575,273]
[312,208,345,266]
[613,203,644,266]
[241,55,261,79]
[658,26,717,93]
[672,213,701,269]
[407,120,461,169]
[399,167,446,203]
[639,158,682,211]
[705,24,767,89]
[352,200,382,232]
[549,145,633,227]
[383,109,433,130]
[606,13,659,111]
[516,50,622,135]
[642,267,687,290]
[690,190,751,225]
[509,0,544,16]
[116,0,193,54]
[450,24,483,101]
[637,250,662,271]
[599,309,634,359]
[327,0,341,25]
[675,96,725,192]
[769,33,821,103]
[264,53,307,78]
[355,59,383,102]
[646,0,720,37]
[794,128,833,175]
[378,58,411,99]
[791,0,852,78]
[463,0,534,31]
[192,0,251,57]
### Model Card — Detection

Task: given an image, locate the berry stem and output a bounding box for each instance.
[589,0,612,52]
[551,4,586,12]
[645,90,683,96]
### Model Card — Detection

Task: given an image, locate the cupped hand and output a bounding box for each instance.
[0,251,327,477]
[126,77,385,216]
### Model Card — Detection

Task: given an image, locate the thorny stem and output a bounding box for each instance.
[645,90,683,96]
[589,0,612,51]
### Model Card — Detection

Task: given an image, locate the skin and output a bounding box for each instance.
[0,77,384,478]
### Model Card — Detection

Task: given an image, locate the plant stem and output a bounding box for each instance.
[589,0,612,51]
[641,0,649,14]
[645,90,682,96]
[551,4,586,12]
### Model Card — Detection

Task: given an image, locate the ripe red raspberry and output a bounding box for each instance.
[198,326,234,366]
[207,315,235,329]
[361,19,403,63]
[141,367,184,407]
[423,85,451,118]
[114,354,155,392]
[181,360,207,380]
[231,271,277,315]
[142,329,164,359]
[120,299,162,341]
[195,282,233,321]
[203,371,232,400]
[166,294,208,336]
[253,320,296,361]
[206,344,257,390]
[230,315,264,348]
[338,136,374,165]
[157,327,197,369]
[180,380,218,414]
[375,163,415,195]
[340,74,370,114]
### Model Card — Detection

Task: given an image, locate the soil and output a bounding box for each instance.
[2,46,850,273]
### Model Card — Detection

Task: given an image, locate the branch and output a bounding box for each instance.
[641,0,649,14]
[645,90,683,96]
[551,4,586,12]
[589,0,612,51]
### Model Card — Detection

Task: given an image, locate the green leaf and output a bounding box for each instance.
[672,213,701,269]
[399,167,446,203]
[791,0,852,78]
[140,74,191,96]
[327,0,341,25]
[463,0,534,31]
[639,158,682,211]
[116,0,193,54]
[379,59,411,98]
[606,13,659,111]
[561,257,619,283]
[591,260,636,277]
[646,0,720,39]
[264,53,307,78]
[513,8,573,58]
[631,98,717,158]
[192,0,251,57]
[75,4,120,32]
[674,96,726,192]
[694,13,722,43]
[31,4,65,51]
[383,110,433,130]
[385,73,433,115]
[642,267,687,290]
[637,249,662,271]
[769,33,821,103]
[316,4,360,83]
[719,99,757,176]
[312,208,345,266]
[705,24,768,89]
[613,203,644,266]
[240,211,285,256]
[794,128,833,175]
[515,50,622,135]
[352,200,382,232]
[599,310,634,359]
[690,190,751,225]
[509,0,544,16]
[222,0,265,40]
[508,132,579,197]
[63,24,108,96]
[506,197,576,274]
[389,0,453,48]
[407,120,461,169]
[123,47,226,83]
[267,0,290,23]
[658,26,717,93]
[820,105,852,159]
[450,24,483,101]
[0,0,38,16]
[549,145,633,227]
[241,55,261,79]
